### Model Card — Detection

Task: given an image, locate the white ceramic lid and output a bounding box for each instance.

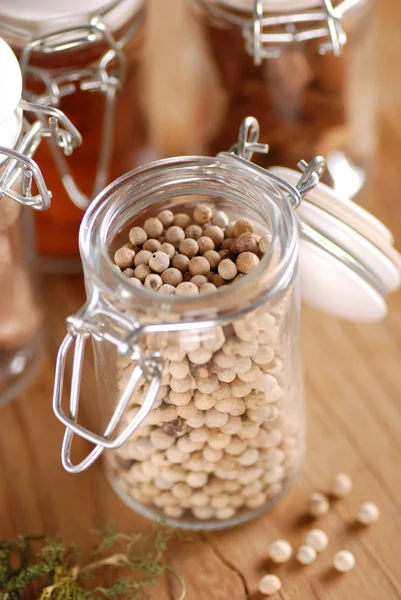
[214,0,322,13]
[270,166,401,323]
[0,37,23,162]
[0,0,143,38]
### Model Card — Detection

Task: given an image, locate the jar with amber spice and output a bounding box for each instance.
[187,0,374,200]
[0,0,147,270]
[0,37,81,404]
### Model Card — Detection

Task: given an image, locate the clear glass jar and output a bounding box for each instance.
[53,152,306,529]
[52,119,401,530]
[0,36,81,404]
[188,0,374,199]
[0,0,147,269]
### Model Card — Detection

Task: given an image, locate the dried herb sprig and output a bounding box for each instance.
[0,525,185,600]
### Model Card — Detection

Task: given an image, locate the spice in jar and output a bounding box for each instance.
[106,203,300,523]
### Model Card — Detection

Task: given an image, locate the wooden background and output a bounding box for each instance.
[1,1,401,599]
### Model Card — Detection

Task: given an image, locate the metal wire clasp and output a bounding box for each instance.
[0,100,81,211]
[245,0,347,65]
[224,117,326,208]
[53,298,163,474]
[229,116,269,161]
[19,19,126,210]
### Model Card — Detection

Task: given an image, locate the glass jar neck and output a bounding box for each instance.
[80,154,299,321]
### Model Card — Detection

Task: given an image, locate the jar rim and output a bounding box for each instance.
[79,155,299,319]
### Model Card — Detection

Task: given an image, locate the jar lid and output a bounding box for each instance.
[0,0,143,38]
[0,37,23,160]
[270,166,401,322]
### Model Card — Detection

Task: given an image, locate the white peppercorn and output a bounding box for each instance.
[194,391,215,410]
[133,264,151,282]
[356,502,380,525]
[333,550,355,572]
[233,232,258,254]
[186,472,208,488]
[199,282,217,294]
[143,239,161,253]
[218,259,238,280]
[185,223,203,239]
[193,204,213,224]
[159,242,175,259]
[305,529,329,552]
[143,217,163,238]
[330,472,353,498]
[157,209,174,227]
[144,274,163,291]
[129,226,147,246]
[165,226,185,247]
[205,409,228,428]
[173,213,192,229]
[212,210,229,228]
[197,236,214,255]
[149,251,170,273]
[175,282,199,296]
[179,238,199,257]
[259,234,271,254]
[209,273,226,288]
[237,252,260,274]
[129,278,143,288]
[233,218,254,237]
[203,225,224,247]
[134,250,151,266]
[308,493,330,517]
[171,254,190,273]
[296,545,317,565]
[268,539,292,563]
[114,247,135,268]
[161,267,183,286]
[190,275,209,288]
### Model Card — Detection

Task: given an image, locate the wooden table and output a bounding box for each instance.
[1,1,401,599]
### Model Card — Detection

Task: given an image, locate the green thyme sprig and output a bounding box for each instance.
[0,526,185,600]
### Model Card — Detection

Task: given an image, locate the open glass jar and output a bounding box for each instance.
[188,0,374,199]
[0,36,81,404]
[53,118,401,530]
[0,0,147,269]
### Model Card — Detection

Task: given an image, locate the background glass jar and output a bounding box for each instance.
[0,35,81,404]
[0,0,147,270]
[187,0,374,200]
[53,154,305,530]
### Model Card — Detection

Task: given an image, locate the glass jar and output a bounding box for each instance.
[0,36,81,404]
[187,0,374,199]
[52,118,401,530]
[0,0,147,270]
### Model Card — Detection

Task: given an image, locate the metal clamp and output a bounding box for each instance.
[229,116,269,160]
[0,100,81,210]
[53,299,163,473]
[19,19,126,210]
[244,0,348,65]
[225,116,326,207]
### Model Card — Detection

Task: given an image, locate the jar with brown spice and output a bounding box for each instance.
[0,37,81,404]
[52,118,400,530]
[187,0,374,200]
[0,0,147,270]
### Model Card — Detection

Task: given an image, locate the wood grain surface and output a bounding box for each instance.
[1,1,401,599]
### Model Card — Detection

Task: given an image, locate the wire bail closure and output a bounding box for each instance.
[53,296,164,474]
[17,19,126,210]
[0,99,81,211]
[244,0,348,65]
